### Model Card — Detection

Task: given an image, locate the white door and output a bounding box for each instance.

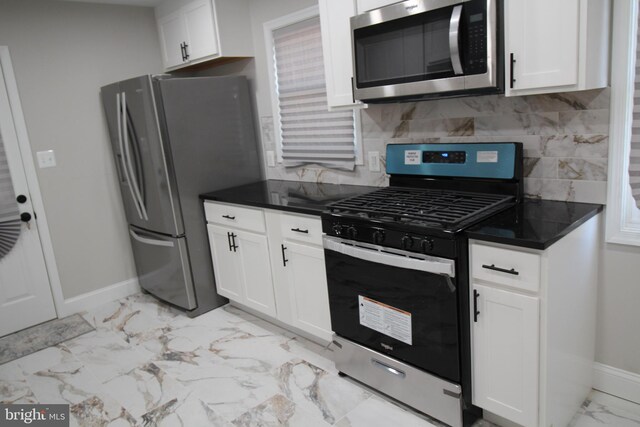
[0,53,56,337]
[283,240,332,341]
[472,283,539,427]
[505,0,579,94]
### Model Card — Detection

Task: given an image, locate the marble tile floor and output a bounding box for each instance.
[0,292,638,427]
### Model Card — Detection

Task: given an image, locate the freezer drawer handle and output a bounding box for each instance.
[291,228,308,234]
[482,264,519,275]
[222,215,236,220]
[129,230,174,247]
[371,359,406,379]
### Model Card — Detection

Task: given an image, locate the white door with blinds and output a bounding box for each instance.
[271,15,357,170]
[0,50,56,337]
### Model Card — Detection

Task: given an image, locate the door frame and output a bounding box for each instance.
[0,46,65,318]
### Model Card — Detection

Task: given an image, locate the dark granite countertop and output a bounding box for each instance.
[465,198,604,250]
[200,180,377,216]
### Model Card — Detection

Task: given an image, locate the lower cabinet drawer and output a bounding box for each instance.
[471,242,541,293]
[280,212,323,246]
[204,201,266,233]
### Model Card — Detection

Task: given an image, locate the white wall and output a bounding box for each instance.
[597,243,640,374]
[0,0,163,298]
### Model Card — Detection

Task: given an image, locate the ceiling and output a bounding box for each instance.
[59,0,164,7]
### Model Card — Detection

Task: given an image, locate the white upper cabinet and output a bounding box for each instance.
[155,0,253,71]
[505,0,610,96]
[356,0,401,13]
[319,0,365,110]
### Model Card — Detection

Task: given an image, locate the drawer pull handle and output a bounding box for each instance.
[482,264,519,275]
[291,228,309,234]
[222,215,236,220]
[371,359,406,379]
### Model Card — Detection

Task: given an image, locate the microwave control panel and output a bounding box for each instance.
[465,1,487,75]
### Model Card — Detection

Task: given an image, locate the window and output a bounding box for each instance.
[607,0,640,245]
[264,6,361,170]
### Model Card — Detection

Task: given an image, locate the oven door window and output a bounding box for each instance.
[353,6,457,88]
[325,245,460,383]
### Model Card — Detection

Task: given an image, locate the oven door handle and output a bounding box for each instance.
[323,236,455,279]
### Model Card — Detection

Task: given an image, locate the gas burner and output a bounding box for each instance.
[327,187,514,229]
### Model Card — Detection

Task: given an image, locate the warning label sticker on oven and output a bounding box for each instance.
[404,150,421,165]
[477,150,499,163]
[358,296,412,345]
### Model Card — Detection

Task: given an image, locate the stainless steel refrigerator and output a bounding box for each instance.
[100,75,262,317]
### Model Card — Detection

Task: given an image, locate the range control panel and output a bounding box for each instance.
[423,151,466,164]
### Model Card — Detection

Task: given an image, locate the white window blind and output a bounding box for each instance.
[632,5,640,208]
[272,16,356,170]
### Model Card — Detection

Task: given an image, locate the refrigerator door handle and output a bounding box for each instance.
[117,92,144,220]
[129,229,174,247]
[122,91,149,220]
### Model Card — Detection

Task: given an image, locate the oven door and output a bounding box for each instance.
[324,236,460,383]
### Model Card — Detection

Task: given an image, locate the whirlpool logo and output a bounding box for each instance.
[1,405,69,426]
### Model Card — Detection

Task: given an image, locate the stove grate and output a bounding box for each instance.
[328,187,514,226]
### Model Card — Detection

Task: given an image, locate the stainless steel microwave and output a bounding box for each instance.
[351,0,503,102]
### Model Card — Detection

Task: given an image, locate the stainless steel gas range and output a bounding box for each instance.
[322,142,523,427]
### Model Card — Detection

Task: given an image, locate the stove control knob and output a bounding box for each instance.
[332,224,343,236]
[420,238,434,253]
[372,230,385,245]
[401,234,413,250]
[347,226,358,239]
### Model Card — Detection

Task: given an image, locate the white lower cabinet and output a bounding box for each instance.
[280,240,332,342]
[470,213,601,427]
[205,201,332,343]
[207,224,276,317]
[472,284,539,427]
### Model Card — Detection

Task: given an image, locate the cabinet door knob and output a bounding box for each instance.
[16,194,27,204]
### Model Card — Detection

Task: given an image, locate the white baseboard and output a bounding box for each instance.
[56,278,140,318]
[593,362,640,405]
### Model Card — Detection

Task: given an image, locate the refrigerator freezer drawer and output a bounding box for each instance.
[128,226,196,310]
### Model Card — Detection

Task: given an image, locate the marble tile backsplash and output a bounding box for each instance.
[264,88,610,204]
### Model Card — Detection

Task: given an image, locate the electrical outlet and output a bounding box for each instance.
[266,151,276,167]
[37,150,56,168]
[368,151,380,172]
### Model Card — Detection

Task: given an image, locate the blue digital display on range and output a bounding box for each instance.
[423,151,466,164]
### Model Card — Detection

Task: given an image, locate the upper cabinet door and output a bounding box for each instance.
[158,10,188,69]
[183,0,219,61]
[319,0,365,110]
[506,0,580,93]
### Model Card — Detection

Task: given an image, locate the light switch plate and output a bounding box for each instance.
[266,151,276,167]
[368,151,380,172]
[37,150,56,168]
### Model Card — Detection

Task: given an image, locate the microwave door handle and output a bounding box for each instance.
[449,4,464,75]
[117,92,144,220]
